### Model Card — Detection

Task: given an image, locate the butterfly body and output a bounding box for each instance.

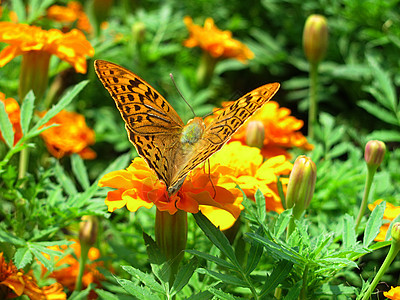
[94,60,280,197]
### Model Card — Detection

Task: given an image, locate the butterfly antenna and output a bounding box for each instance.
[170,73,196,117]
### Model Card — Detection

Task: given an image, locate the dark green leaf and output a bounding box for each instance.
[143,232,166,264]
[245,234,264,275]
[54,162,78,195]
[283,280,302,300]
[122,266,163,293]
[208,288,238,300]
[185,250,236,270]
[260,260,293,296]
[171,257,198,296]
[198,268,247,287]
[115,277,161,299]
[193,212,239,267]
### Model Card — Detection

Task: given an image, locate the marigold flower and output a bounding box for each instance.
[47,1,93,33]
[39,110,96,159]
[99,155,243,230]
[0,252,66,299]
[206,101,312,158]
[0,22,94,73]
[369,199,400,241]
[183,16,254,63]
[384,286,400,300]
[0,92,22,145]
[41,240,104,294]
[209,141,293,213]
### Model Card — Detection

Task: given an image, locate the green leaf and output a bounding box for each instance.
[198,268,247,287]
[342,214,356,249]
[0,230,26,246]
[283,280,302,300]
[208,288,239,300]
[143,232,166,264]
[193,212,239,267]
[12,0,26,22]
[30,247,54,272]
[255,189,266,223]
[54,161,78,196]
[31,80,88,131]
[259,260,293,296]
[363,200,385,247]
[0,100,14,148]
[95,289,120,300]
[245,232,264,275]
[122,266,163,293]
[171,257,198,296]
[71,154,90,189]
[14,247,33,269]
[20,91,35,135]
[185,249,236,269]
[274,209,292,238]
[316,283,358,295]
[69,284,93,300]
[367,130,400,142]
[115,277,161,299]
[358,101,398,126]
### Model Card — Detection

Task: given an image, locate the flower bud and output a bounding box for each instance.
[79,216,98,248]
[303,14,328,64]
[132,22,146,44]
[391,222,400,245]
[285,155,317,219]
[245,120,265,149]
[365,140,386,170]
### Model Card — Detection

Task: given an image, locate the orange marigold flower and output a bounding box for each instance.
[183,16,254,63]
[206,101,313,158]
[0,252,66,299]
[41,240,104,295]
[47,1,92,33]
[384,286,400,300]
[99,156,243,230]
[369,199,400,242]
[0,22,94,73]
[209,141,293,213]
[0,92,22,145]
[39,110,96,159]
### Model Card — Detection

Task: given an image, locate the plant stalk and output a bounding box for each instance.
[308,62,319,139]
[355,167,375,231]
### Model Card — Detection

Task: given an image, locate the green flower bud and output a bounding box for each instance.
[365,140,386,170]
[246,120,265,149]
[303,14,328,64]
[79,215,98,248]
[132,21,146,44]
[391,222,400,245]
[285,155,317,219]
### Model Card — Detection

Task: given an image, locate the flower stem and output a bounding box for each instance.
[308,62,319,139]
[362,241,400,300]
[355,167,375,231]
[75,242,90,291]
[196,52,218,89]
[299,264,309,300]
[18,147,29,179]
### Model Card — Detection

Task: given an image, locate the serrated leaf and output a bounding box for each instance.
[274,209,292,238]
[358,101,398,126]
[0,230,26,246]
[363,201,385,247]
[122,266,163,293]
[367,130,400,142]
[0,100,14,148]
[115,277,161,299]
[31,247,53,271]
[143,232,166,264]
[185,250,236,270]
[95,289,120,300]
[283,280,302,300]
[193,212,239,267]
[199,269,247,287]
[343,214,356,249]
[20,91,35,135]
[171,257,198,296]
[255,189,266,223]
[31,80,88,131]
[245,235,264,275]
[14,247,33,269]
[54,161,78,195]
[208,288,238,300]
[71,154,90,189]
[260,260,293,296]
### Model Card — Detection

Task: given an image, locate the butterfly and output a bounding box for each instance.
[94,60,280,196]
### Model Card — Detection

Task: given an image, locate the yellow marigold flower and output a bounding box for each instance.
[0,92,22,145]
[206,101,313,158]
[99,156,243,230]
[39,110,96,159]
[41,240,104,296]
[0,252,66,299]
[183,16,254,63]
[210,141,293,213]
[384,286,400,300]
[0,22,94,73]
[369,199,400,241]
[47,1,93,33]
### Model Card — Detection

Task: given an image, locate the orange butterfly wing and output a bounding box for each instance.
[94,60,185,187]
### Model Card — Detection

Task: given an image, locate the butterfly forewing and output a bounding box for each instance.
[169,83,280,188]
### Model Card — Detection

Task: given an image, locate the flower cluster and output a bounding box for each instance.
[0,92,22,145]
[0,22,94,73]
[47,1,92,33]
[39,110,96,159]
[368,199,400,241]
[183,16,254,63]
[0,252,66,299]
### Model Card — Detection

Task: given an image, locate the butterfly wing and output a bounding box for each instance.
[169,83,280,192]
[94,60,185,187]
